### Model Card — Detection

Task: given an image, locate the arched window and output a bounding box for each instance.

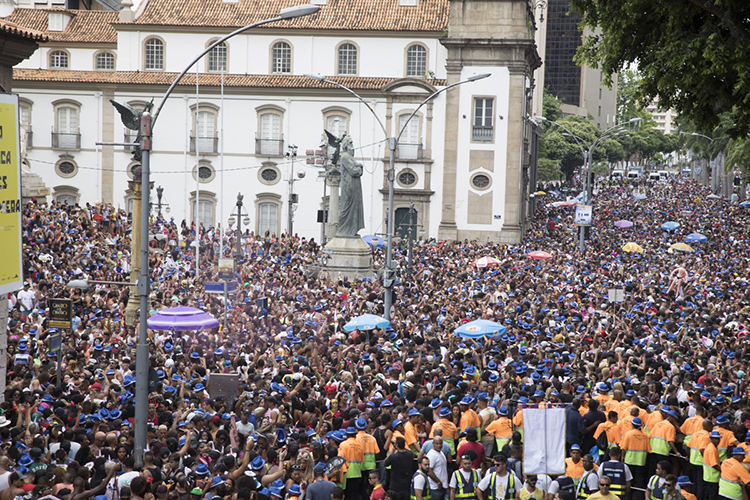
[271,42,291,74]
[406,44,427,77]
[53,102,80,149]
[397,112,421,159]
[191,107,219,153]
[49,50,69,69]
[258,202,278,236]
[95,52,115,70]
[337,43,357,75]
[144,38,164,70]
[256,106,284,156]
[207,41,227,72]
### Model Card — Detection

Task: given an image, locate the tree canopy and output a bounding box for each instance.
[570,0,750,138]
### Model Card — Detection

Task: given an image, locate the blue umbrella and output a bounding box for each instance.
[685,233,707,243]
[362,235,384,248]
[633,194,647,201]
[343,314,390,332]
[660,221,680,231]
[454,319,507,339]
[740,201,750,207]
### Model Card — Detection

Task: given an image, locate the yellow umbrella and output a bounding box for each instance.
[670,242,695,253]
[533,191,547,196]
[622,242,644,254]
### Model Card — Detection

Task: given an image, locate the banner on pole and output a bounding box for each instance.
[574,205,592,226]
[0,94,22,295]
[522,408,566,475]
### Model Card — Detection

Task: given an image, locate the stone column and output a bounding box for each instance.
[124,175,142,327]
[327,172,340,239]
[100,87,116,204]
[501,67,528,241]
[437,63,462,241]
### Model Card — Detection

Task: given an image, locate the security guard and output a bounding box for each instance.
[620,417,651,500]
[484,407,514,453]
[450,454,481,500]
[478,454,521,500]
[411,456,433,500]
[577,455,600,500]
[339,426,364,500]
[355,417,379,476]
[718,447,750,500]
[598,447,632,500]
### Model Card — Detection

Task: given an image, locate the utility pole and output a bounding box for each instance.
[286,144,298,237]
[407,203,415,274]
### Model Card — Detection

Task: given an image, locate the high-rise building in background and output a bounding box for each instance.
[533,0,617,128]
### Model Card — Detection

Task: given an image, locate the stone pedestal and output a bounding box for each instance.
[21,170,50,204]
[327,172,340,239]
[323,236,374,281]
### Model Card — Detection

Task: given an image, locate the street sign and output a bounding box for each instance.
[574,205,592,226]
[608,288,625,303]
[49,333,62,351]
[49,298,72,328]
[208,373,239,410]
[390,304,396,318]
[218,258,234,280]
[205,281,237,294]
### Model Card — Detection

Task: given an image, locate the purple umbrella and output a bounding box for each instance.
[614,220,634,228]
[147,306,219,331]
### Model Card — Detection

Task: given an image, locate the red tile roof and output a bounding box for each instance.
[131,0,449,32]
[4,8,117,43]
[13,68,446,89]
[0,18,48,42]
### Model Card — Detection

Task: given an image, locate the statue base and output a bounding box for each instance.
[323,236,374,281]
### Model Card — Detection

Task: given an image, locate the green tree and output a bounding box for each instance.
[616,69,645,123]
[543,90,562,122]
[570,0,750,139]
[537,158,562,182]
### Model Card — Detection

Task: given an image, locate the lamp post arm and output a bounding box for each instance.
[319,78,388,139]
[395,79,473,143]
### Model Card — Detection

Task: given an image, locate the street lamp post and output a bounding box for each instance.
[153,186,170,216]
[286,144,299,236]
[112,4,321,469]
[534,116,641,251]
[681,131,714,191]
[227,193,250,265]
[304,72,490,321]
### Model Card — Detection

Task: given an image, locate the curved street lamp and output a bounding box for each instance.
[115,3,321,468]
[305,72,490,321]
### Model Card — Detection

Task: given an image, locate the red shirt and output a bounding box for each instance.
[457,442,485,469]
[371,484,385,500]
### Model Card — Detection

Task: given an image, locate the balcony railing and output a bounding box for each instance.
[52,132,81,149]
[255,137,284,156]
[473,126,493,142]
[190,136,219,154]
[395,142,423,160]
[24,130,33,149]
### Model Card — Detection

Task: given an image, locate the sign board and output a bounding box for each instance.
[574,205,592,226]
[49,298,73,328]
[694,166,702,174]
[49,333,62,352]
[608,288,625,303]
[205,281,237,294]
[390,304,396,319]
[0,94,22,295]
[217,258,234,280]
[208,373,239,408]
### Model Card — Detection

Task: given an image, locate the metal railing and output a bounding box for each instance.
[255,137,284,156]
[190,136,219,154]
[25,130,33,149]
[473,126,493,142]
[396,142,423,160]
[51,132,81,149]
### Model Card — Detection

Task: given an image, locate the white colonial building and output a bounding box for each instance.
[7,0,541,243]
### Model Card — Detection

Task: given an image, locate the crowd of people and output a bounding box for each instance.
[3,173,750,500]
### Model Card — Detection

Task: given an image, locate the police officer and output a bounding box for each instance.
[412,456,433,500]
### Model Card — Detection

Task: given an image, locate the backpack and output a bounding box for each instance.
[596,428,609,451]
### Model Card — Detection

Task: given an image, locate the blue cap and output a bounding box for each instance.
[497,406,508,416]
[631,417,643,427]
[717,415,730,425]
[733,447,747,455]
[392,419,403,429]
[251,456,266,470]
[195,464,209,476]
[408,408,421,417]
[355,418,367,430]
[677,476,693,486]
[710,431,721,439]
[570,444,581,451]
[439,407,451,418]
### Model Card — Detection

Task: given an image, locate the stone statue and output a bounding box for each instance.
[110,99,153,162]
[336,135,365,237]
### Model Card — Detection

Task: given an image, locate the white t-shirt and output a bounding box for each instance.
[0,471,11,491]
[413,472,428,493]
[479,471,522,499]
[426,448,449,489]
[17,290,36,310]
